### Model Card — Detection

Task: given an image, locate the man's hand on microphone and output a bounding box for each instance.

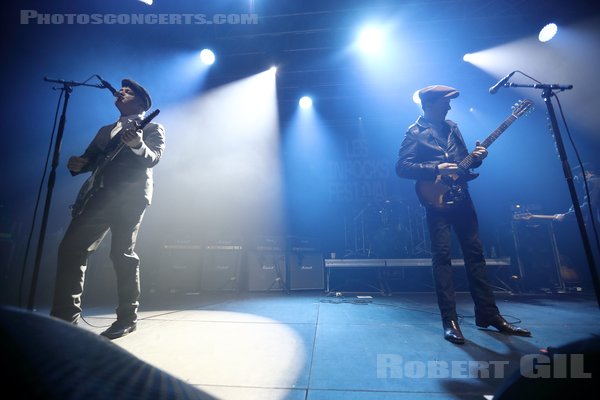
[122,129,144,149]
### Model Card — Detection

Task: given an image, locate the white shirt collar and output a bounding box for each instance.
[117,112,145,123]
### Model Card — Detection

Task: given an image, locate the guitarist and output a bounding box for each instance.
[396,85,530,344]
[50,78,166,340]
[554,162,600,226]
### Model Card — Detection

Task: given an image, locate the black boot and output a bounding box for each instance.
[443,320,465,344]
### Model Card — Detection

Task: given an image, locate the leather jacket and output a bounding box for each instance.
[396,116,481,181]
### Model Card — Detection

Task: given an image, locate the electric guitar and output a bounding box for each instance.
[70,109,160,217]
[415,99,533,210]
[513,212,559,221]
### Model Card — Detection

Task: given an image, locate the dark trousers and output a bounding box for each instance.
[50,190,146,324]
[426,197,499,323]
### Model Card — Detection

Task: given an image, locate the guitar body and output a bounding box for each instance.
[415,172,478,210]
[71,174,99,217]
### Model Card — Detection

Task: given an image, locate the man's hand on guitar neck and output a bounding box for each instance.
[471,141,488,161]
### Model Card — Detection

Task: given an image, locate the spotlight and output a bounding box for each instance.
[299,96,313,109]
[269,66,277,74]
[200,49,216,65]
[357,26,384,54]
[138,0,153,5]
[538,23,558,42]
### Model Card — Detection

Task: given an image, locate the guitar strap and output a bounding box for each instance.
[104,125,122,152]
[94,120,138,190]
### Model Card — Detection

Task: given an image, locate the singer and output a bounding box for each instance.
[395,84,531,344]
[50,78,165,340]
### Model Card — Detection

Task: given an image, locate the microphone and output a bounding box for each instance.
[489,71,516,94]
[96,75,122,98]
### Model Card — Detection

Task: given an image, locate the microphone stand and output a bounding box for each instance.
[27,77,104,311]
[508,82,600,308]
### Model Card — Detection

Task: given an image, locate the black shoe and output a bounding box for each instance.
[100,320,137,340]
[476,315,531,337]
[443,320,465,344]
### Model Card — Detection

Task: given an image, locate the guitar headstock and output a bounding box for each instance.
[512,211,533,220]
[512,99,534,118]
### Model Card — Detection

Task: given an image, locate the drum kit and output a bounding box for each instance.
[346,198,429,259]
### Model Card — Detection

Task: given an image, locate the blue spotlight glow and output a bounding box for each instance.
[299,96,313,109]
[357,26,384,54]
[200,49,216,65]
[138,0,153,5]
[539,23,558,42]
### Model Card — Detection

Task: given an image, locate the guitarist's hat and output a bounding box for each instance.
[122,78,152,111]
[418,85,459,104]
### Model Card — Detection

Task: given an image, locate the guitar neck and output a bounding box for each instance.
[104,109,161,152]
[522,214,557,220]
[97,109,161,169]
[458,114,517,170]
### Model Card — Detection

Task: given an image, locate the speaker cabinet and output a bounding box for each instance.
[287,252,324,290]
[201,246,243,291]
[160,244,203,294]
[512,220,565,292]
[247,251,287,291]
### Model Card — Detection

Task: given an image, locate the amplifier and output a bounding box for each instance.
[246,251,287,291]
[201,245,243,291]
[205,245,243,251]
[163,244,203,250]
[512,220,564,292]
[250,235,285,252]
[160,243,202,294]
[287,252,324,290]
[288,236,321,253]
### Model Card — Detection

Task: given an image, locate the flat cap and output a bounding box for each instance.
[122,78,152,111]
[418,85,459,104]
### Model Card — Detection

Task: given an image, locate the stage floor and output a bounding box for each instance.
[26,290,600,399]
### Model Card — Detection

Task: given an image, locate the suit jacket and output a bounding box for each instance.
[75,119,166,206]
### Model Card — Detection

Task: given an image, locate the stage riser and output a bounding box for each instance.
[324,258,513,294]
